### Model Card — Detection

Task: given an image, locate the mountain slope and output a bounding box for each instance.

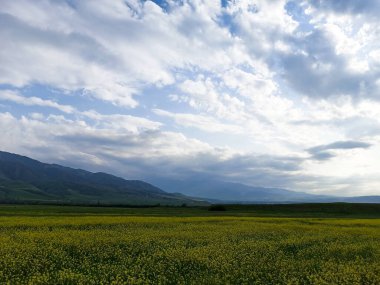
[0,151,206,205]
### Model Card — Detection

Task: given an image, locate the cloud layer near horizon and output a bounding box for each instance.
[1,0,380,196]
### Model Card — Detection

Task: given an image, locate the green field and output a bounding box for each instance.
[0,204,379,284]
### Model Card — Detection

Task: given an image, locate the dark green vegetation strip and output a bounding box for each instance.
[0,203,379,218]
[0,205,379,284]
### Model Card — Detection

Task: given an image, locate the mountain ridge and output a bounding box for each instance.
[0,151,206,205]
[1,151,379,205]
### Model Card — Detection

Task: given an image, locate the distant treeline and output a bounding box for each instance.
[214,203,380,217]
[1,200,380,217]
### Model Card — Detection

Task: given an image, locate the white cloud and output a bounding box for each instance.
[81,110,162,134]
[153,108,243,134]
[0,111,208,163]
[0,111,306,188]
[1,0,380,196]
[0,0,253,107]
[0,90,75,113]
[295,0,380,99]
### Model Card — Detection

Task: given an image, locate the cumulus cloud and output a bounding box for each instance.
[0,0,251,107]
[288,0,380,100]
[1,0,380,196]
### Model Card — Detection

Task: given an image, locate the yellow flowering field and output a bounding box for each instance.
[0,206,379,284]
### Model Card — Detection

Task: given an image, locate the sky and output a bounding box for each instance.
[1,0,380,197]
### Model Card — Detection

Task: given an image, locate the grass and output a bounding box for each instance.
[0,204,379,284]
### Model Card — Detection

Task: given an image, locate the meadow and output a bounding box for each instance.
[0,204,379,284]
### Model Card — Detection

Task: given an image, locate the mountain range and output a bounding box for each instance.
[149,177,380,204]
[0,151,206,205]
[0,150,379,205]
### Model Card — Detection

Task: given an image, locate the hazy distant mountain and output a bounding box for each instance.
[149,178,380,203]
[343,196,380,203]
[0,151,206,205]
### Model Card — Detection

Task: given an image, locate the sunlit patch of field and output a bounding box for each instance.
[0,206,379,284]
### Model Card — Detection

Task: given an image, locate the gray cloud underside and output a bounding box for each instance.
[308,140,371,161]
[309,0,380,16]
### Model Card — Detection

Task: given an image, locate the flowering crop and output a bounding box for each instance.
[0,210,379,284]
